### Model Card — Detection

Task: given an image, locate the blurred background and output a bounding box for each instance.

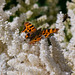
[38,0,71,13]
[3,0,72,29]
[3,0,71,13]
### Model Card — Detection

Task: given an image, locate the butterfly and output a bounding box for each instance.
[22,22,59,44]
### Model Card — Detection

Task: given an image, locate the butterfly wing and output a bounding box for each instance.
[42,29,59,38]
[22,22,59,44]
[22,22,37,33]
[25,33,31,39]
[29,35,42,44]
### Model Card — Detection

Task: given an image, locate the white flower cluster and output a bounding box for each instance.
[0,53,9,75]
[0,0,75,75]
[54,12,66,49]
[26,10,33,19]
[7,37,71,75]
[37,15,47,22]
[66,1,75,74]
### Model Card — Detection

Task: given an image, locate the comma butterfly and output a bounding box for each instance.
[22,22,59,44]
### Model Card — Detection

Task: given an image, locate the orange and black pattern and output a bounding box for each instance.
[22,22,59,44]
[22,22,36,33]
[42,29,59,38]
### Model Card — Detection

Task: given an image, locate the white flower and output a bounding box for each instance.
[32,4,39,9]
[68,9,74,18]
[54,12,66,49]
[26,10,33,19]
[17,52,28,62]
[0,0,5,6]
[20,32,26,42]
[24,66,43,75]
[7,71,19,75]
[37,23,49,29]
[37,15,47,22]
[40,50,62,75]
[25,0,30,5]
[0,0,75,74]
[66,1,75,9]
[9,17,19,30]
[5,11,12,18]
[39,39,48,50]
[0,53,8,75]
[22,43,30,51]
[10,4,21,14]
[0,53,9,61]
[72,0,75,2]
[18,13,26,24]
[50,36,71,72]
[56,12,64,23]
[7,41,20,56]
[28,54,39,66]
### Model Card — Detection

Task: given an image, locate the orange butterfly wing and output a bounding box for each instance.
[29,35,42,44]
[42,29,59,38]
[22,22,59,44]
[22,22,37,33]
[22,22,37,39]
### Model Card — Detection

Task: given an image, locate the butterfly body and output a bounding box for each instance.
[22,22,59,44]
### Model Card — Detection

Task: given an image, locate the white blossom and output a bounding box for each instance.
[0,0,75,75]
[37,15,47,22]
[0,53,9,75]
[7,71,19,75]
[9,17,19,30]
[22,43,30,51]
[32,4,39,9]
[25,0,30,5]
[10,4,21,14]
[26,10,33,19]
[28,54,39,66]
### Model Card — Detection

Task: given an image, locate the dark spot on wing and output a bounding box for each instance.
[29,29,31,31]
[52,29,54,31]
[44,34,46,36]
[30,25,33,28]
[32,27,35,30]
[48,29,50,32]
[25,31,27,33]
